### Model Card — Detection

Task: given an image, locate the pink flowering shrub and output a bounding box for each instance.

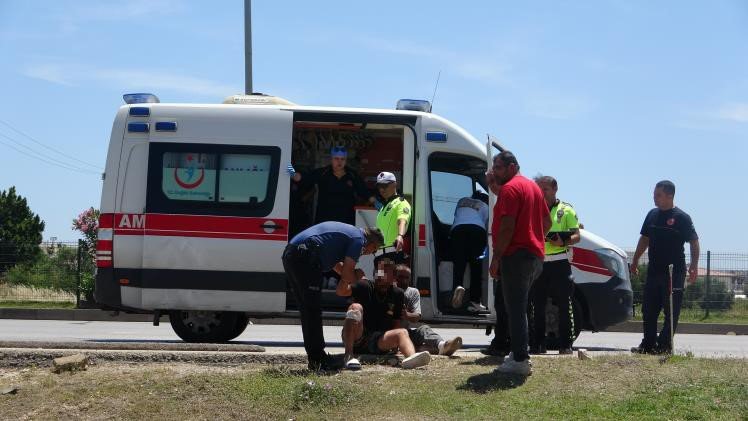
[72,207,100,261]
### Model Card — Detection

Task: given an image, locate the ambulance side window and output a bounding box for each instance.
[218,154,272,203]
[162,152,218,202]
[147,143,281,217]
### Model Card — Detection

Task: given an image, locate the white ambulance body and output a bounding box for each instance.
[95,94,632,343]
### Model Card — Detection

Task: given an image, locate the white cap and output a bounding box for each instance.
[377,172,397,184]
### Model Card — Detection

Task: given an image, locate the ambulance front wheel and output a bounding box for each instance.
[169,310,243,343]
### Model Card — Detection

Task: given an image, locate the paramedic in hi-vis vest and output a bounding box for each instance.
[374,171,411,266]
[530,175,580,355]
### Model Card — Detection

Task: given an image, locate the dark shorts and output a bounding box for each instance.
[353,331,387,355]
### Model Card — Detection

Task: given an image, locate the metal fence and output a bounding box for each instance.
[627,250,747,322]
[0,241,92,307]
[1,240,746,321]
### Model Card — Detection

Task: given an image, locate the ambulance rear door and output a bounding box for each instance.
[126,105,292,313]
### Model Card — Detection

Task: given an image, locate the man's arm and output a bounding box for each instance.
[494,215,516,258]
[688,239,700,284]
[403,310,421,323]
[335,257,360,297]
[490,215,516,279]
[394,218,408,251]
[630,235,649,276]
[542,212,552,235]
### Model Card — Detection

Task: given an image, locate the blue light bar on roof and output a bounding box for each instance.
[123,93,160,104]
[396,99,431,112]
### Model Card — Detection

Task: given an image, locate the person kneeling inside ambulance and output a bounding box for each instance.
[338,258,431,370]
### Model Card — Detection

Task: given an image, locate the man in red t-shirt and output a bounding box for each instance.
[489,151,551,375]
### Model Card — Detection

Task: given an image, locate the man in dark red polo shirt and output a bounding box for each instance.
[489,151,551,375]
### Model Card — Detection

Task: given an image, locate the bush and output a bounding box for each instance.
[699,277,734,311]
[5,245,79,294]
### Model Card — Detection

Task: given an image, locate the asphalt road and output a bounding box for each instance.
[0,319,745,358]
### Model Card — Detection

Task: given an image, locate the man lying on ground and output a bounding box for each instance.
[395,264,462,356]
[336,258,431,370]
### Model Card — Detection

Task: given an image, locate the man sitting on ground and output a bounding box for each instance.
[337,258,431,370]
[395,264,462,356]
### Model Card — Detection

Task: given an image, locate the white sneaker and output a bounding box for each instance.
[402,351,431,369]
[467,302,488,312]
[495,355,532,376]
[344,358,361,371]
[439,337,463,356]
[451,286,465,308]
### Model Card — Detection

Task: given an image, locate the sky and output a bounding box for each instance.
[0,0,746,251]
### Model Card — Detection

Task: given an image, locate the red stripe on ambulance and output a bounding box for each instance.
[109,213,288,241]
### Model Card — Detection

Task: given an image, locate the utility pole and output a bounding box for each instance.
[244,0,253,94]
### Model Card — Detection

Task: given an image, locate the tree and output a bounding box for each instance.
[72,207,99,301]
[0,186,45,273]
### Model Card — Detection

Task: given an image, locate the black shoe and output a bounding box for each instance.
[631,345,657,355]
[653,344,672,355]
[529,345,547,355]
[480,346,509,357]
[308,354,338,372]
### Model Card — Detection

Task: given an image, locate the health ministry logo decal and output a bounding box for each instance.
[174,154,205,189]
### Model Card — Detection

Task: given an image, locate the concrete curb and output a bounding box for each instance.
[0,308,745,335]
[603,320,747,335]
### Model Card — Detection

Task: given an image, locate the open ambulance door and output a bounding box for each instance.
[485,135,504,319]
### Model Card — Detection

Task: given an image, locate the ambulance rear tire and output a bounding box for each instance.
[224,313,250,342]
[169,310,240,343]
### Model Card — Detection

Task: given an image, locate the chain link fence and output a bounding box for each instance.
[627,250,747,323]
[0,241,94,307]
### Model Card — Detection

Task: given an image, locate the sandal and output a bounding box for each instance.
[345,358,361,371]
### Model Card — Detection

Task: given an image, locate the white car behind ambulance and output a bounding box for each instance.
[94,93,633,343]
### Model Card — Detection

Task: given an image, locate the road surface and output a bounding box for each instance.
[0,319,745,358]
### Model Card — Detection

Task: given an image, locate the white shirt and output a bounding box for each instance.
[451,197,488,230]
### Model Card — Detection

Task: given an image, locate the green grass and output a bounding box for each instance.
[0,300,75,309]
[1,355,746,420]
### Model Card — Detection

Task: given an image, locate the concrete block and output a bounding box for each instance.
[52,353,88,373]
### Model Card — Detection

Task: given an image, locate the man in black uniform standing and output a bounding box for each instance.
[282,221,384,370]
[289,146,375,226]
[630,180,700,354]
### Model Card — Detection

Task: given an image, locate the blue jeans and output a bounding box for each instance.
[501,249,543,362]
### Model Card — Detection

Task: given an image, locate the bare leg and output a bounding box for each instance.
[341,303,363,360]
[377,328,415,357]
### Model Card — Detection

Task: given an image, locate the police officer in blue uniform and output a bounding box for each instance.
[630,180,700,354]
[282,222,383,370]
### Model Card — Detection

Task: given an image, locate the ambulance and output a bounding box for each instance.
[94,93,633,343]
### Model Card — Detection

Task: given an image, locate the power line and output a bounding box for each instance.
[0,137,100,175]
[0,132,100,174]
[0,119,102,170]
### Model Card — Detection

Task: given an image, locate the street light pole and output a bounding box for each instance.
[244,0,253,94]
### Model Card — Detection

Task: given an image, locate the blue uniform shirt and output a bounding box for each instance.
[290,221,366,271]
